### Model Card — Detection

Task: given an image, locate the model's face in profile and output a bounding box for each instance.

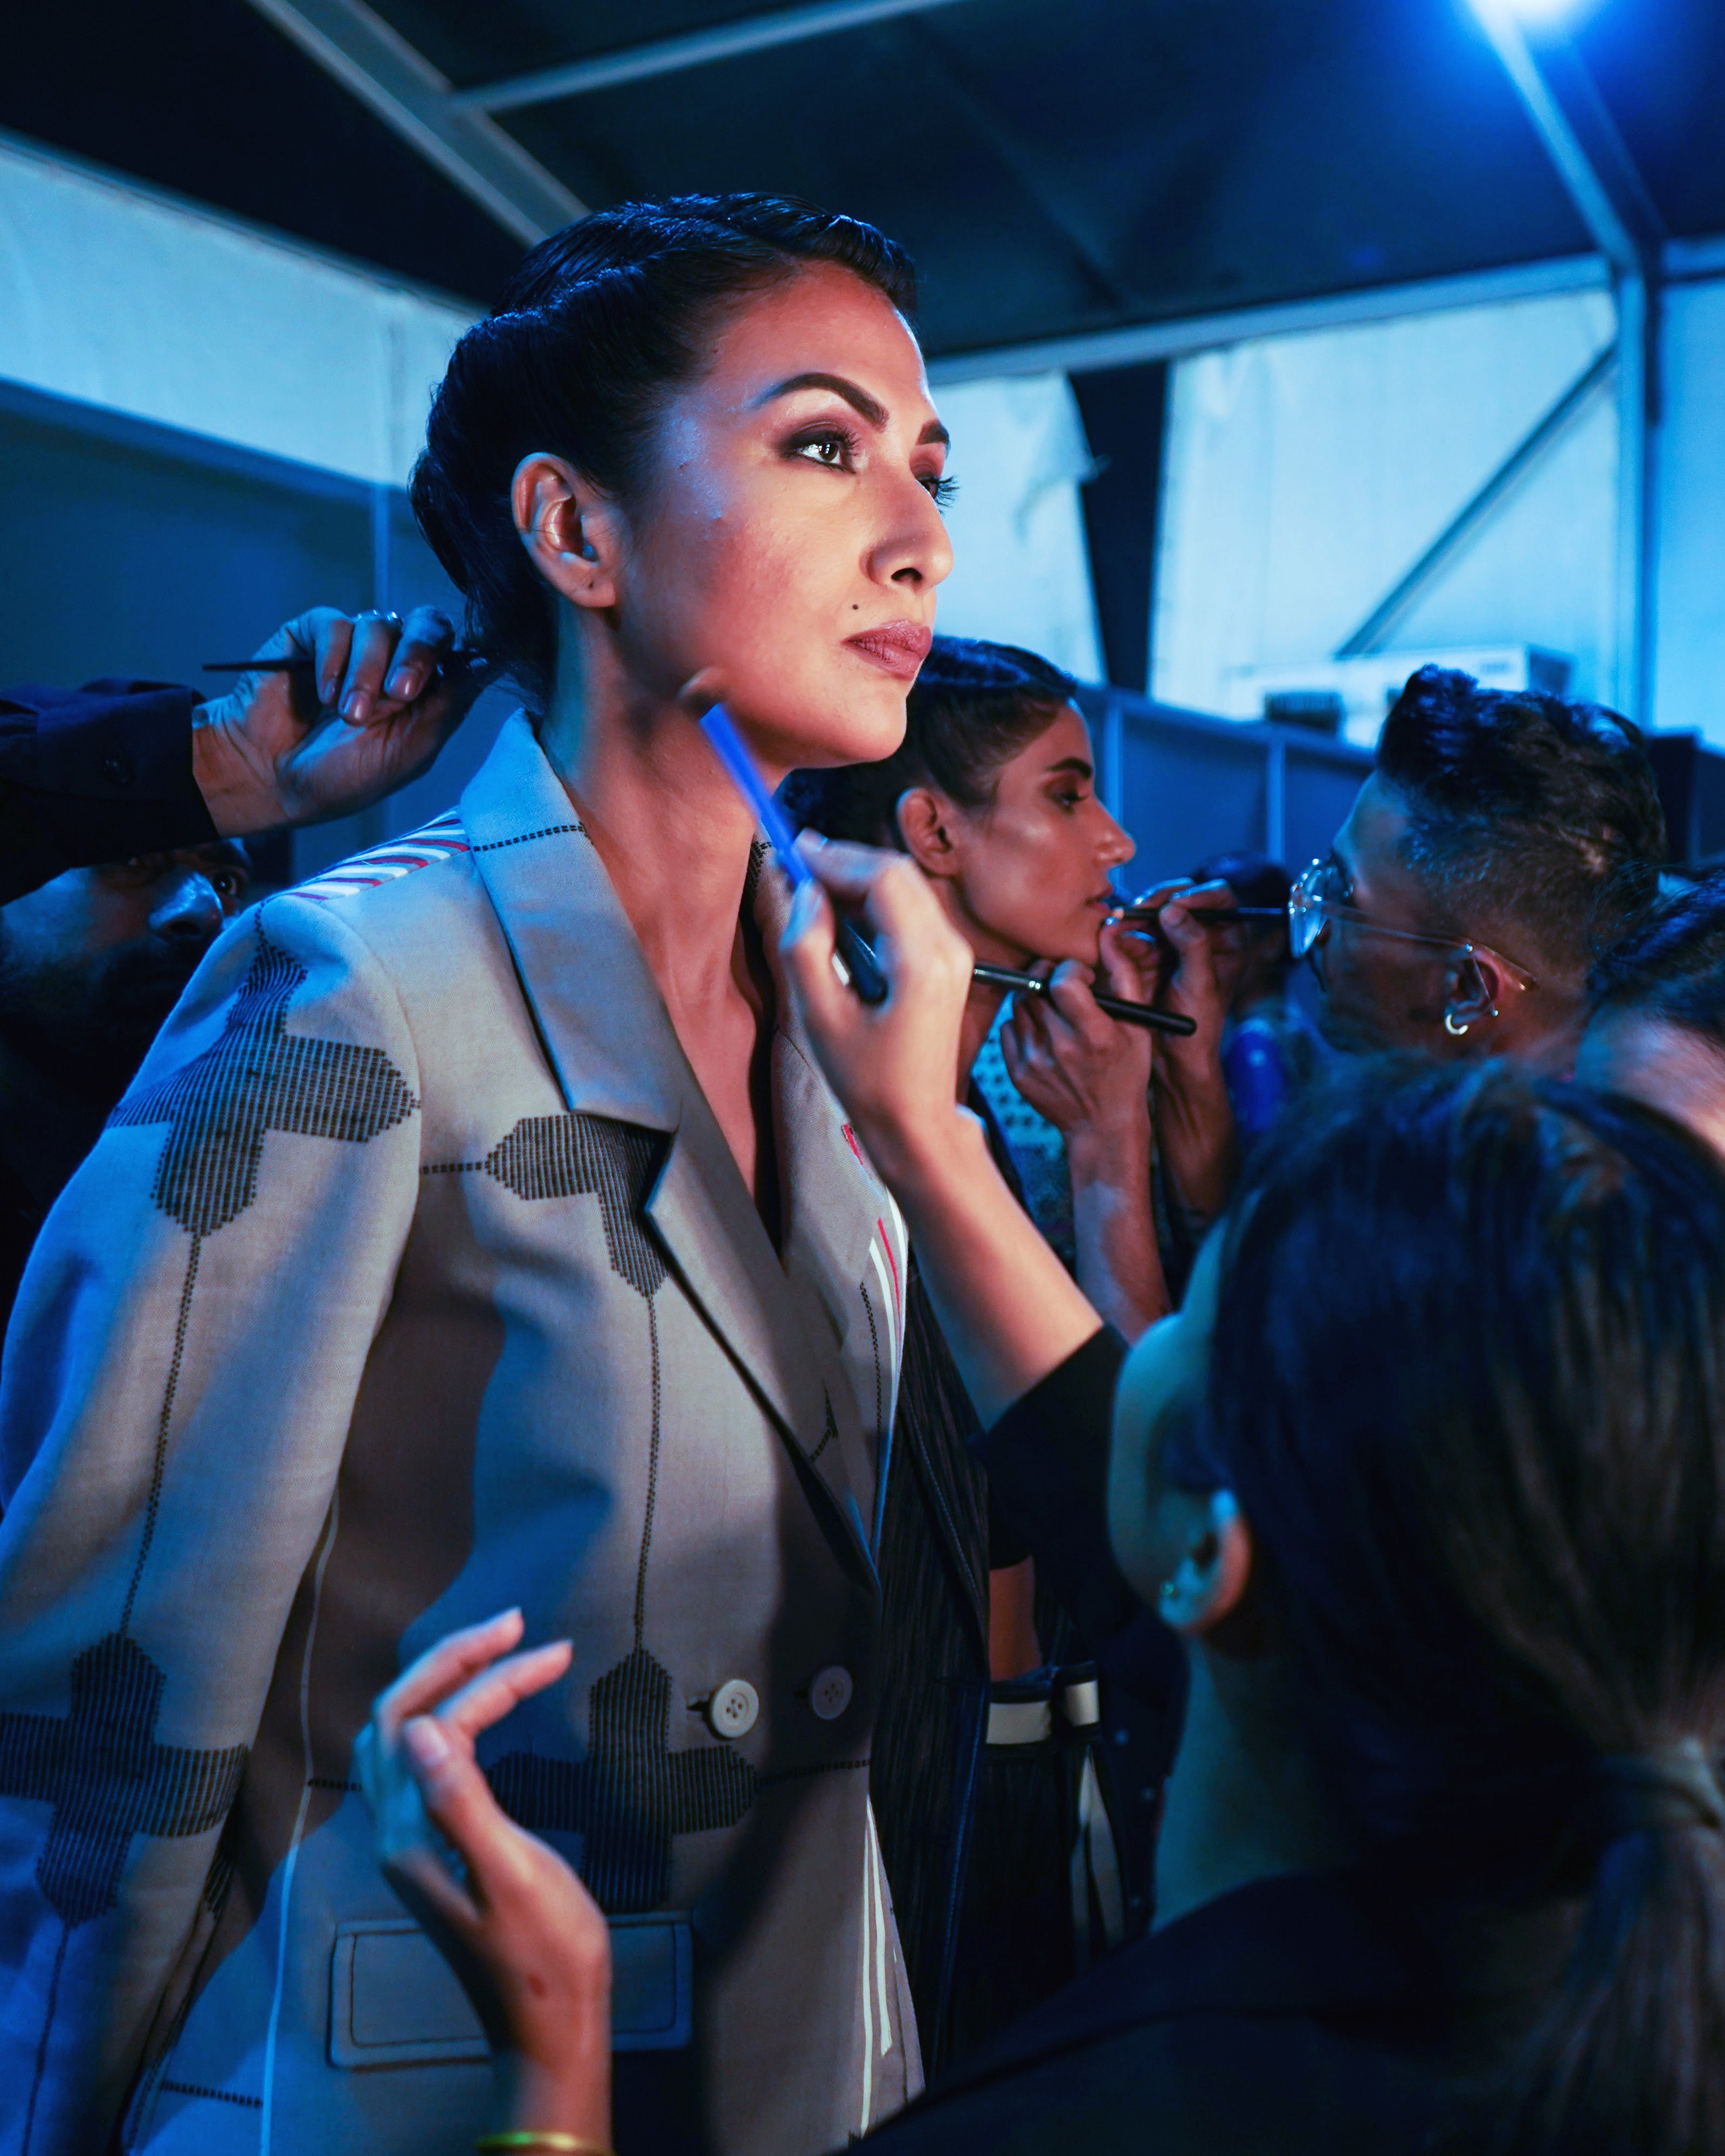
[923,706,1136,970]
[618,261,953,775]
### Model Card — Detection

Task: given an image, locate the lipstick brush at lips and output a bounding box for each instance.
[697,704,1195,1036]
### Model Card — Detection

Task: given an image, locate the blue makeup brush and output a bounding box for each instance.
[700,703,888,1005]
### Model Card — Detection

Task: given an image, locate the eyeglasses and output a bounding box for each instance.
[1288,859,1538,988]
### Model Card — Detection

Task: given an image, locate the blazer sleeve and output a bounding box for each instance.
[0,890,422,2154]
[976,1324,1143,1649]
[0,679,216,905]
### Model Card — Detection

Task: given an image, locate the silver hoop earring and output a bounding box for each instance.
[1444,1010,1469,1037]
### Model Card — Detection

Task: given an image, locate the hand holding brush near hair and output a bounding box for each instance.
[193,605,492,836]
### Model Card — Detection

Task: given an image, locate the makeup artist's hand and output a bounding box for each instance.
[1002,922,1168,1336]
[357,1609,612,2148]
[190,606,490,836]
[1000,918,1156,1144]
[778,833,975,1183]
[781,832,1101,1423]
[1133,879,1237,1222]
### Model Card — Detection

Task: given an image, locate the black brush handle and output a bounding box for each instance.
[971,962,1197,1036]
[837,919,889,1005]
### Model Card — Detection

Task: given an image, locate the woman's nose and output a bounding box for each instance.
[873,473,954,592]
[1097,810,1135,870]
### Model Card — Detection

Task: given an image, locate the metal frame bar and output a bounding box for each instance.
[244,0,585,245]
[1469,0,1658,725]
[451,0,972,113]
[924,254,1612,383]
[1334,342,1617,659]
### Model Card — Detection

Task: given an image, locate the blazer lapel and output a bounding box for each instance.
[461,718,872,1568]
[755,862,909,1557]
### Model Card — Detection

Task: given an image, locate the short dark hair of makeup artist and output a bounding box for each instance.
[778,636,1076,848]
[1375,666,1667,977]
[1589,868,1725,1056]
[1192,1058,1725,2154]
[410,194,917,714]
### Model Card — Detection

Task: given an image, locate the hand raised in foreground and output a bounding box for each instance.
[356,1609,612,2149]
[999,916,1157,1144]
[776,832,976,1182]
[191,605,491,836]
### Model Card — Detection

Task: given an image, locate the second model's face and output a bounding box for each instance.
[619,261,954,777]
[940,705,1136,970]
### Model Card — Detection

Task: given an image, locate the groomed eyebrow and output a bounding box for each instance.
[1044,756,1094,779]
[754,371,951,448]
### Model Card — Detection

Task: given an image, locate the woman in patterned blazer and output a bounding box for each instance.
[0,195,953,2156]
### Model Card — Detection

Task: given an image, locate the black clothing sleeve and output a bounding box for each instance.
[0,680,217,905]
[976,1324,1142,1650]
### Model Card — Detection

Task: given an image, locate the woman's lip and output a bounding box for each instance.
[844,622,934,680]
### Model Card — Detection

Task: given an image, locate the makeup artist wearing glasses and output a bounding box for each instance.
[0,196,955,2156]
[1296,663,1666,1067]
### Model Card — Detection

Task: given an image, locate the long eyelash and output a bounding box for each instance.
[786,423,859,462]
[926,474,958,507]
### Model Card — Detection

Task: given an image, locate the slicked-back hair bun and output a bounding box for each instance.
[409,195,917,713]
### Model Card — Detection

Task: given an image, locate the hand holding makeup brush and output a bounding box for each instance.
[191,605,490,836]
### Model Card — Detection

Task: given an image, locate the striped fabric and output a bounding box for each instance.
[293,810,469,904]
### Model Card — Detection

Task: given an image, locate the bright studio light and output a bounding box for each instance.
[1471,0,1600,25]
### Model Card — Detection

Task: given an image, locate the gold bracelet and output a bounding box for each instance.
[474,2136,613,2155]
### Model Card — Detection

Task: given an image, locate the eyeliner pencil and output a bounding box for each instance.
[203,651,492,673]
[1117,903,1286,923]
[971,962,1197,1036]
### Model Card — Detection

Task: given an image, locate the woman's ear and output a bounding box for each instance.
[512,452,621,612]
[894,786,960,881]
[1155,1489,1253,1636]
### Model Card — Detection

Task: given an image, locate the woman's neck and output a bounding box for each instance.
[535,640,778,1218]
[930,879,1010,1100]
[538,661,759,1017]
[1154,1643,1360,1931]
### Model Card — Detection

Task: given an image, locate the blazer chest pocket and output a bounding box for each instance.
[329,1913,693,2066]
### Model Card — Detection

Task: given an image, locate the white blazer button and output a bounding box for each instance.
[707,1680,760,1739]
[809,1666,853,1721]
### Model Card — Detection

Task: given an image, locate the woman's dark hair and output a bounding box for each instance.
[1191,848,1292,914]
[1376,666,1668,977]
[410,194,917,713]
[1590,868,1725,1054]
[778,635,1076,847]
[1203,1059,1725,2153]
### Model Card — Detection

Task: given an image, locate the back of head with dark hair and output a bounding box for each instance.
[777,634,1075,847]
[409,194,916,713]
[1191,849,1292,914]
[1204,1059,1725,2154]
[1375,666,1667,979]
[1589,868,1725,1055]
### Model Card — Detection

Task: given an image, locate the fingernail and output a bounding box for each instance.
[385,666,413,698]
[319,678,339,707]
[403,1718,450,1770]
[784,880,821,945]
[343,689,370,723]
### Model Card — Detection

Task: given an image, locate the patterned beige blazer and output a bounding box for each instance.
[0,713,917,2156]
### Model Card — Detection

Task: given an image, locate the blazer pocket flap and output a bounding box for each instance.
[329,1913,693,2069]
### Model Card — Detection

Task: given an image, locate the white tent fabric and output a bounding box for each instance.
[1152,287,1622,720]
[928,372,1106,683]
[1654,279,1725,748]
[0,130,475,486]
